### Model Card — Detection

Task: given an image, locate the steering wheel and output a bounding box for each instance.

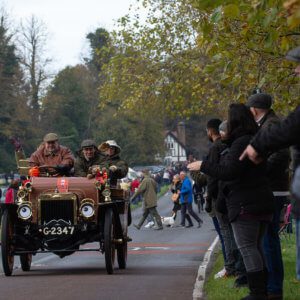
[37,165,62,177]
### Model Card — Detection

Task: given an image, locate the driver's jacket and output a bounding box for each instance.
[29,145,74,170]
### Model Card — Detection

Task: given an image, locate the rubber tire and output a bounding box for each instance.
[104,208,115,274]
[117,241,127,269]
[1,210,14,276]
[20,254,32,271]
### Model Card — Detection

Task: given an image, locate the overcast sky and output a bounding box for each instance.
[4,0,136,71]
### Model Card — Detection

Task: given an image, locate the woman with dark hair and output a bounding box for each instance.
[188,103,274,300]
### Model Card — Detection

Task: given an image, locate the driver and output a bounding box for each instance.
[29,133,74,176]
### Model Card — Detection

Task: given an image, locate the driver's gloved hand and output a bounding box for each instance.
[109,165,118,172]
[55,165,70,174]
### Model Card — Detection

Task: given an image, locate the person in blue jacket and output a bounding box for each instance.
[179,171,203,228]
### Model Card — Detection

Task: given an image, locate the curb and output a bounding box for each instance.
[192,236,219,300]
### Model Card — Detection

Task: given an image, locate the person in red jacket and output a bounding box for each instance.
[5,179,19,204]
[131,177,141,204]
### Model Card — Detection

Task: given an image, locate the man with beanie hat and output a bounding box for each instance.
[74,139,105,177]
[240,46,300,287]
[247,93,290,300]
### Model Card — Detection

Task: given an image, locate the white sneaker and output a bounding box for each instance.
[214,267,226,279]
[144,221,155,228]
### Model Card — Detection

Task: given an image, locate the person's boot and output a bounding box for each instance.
[241,270,267,300]
[234,273,248,288]
[133,224,141,230]
[197,218,203,228]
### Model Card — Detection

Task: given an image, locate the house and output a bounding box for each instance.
[164,122,187,163]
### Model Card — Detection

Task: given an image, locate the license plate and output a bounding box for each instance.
[42,226,74,235]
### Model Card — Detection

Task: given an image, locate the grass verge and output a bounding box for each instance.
[204,231,300,300]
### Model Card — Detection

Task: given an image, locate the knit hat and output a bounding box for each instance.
[219,120,228,134]
[246,93,272,109]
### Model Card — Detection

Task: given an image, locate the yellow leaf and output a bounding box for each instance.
[223,4,240,19]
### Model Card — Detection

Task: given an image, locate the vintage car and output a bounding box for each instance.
[1,165,131,276]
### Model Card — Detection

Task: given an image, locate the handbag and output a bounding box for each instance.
[171,193,179,202]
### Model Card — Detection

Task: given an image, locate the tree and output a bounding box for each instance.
[0,12,33,171]
[99,0,300,118]
[41,65,94,150]
[85,28,113,74]
[191,0,300,113]
[17,15,52,121]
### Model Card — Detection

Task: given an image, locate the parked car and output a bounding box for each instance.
[0,174,7,185]
[1,166,131,276]
[127,168,138,180]
[132,165,165,175]
[0,186,8,203]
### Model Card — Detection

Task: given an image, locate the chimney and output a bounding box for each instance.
[177,122,186,146]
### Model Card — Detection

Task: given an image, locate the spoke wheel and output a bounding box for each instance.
[1,210,15,276]
[104,208,115,274]
[20,253,32,271]
[117,241,127,269]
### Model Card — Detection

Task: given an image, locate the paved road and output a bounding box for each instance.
[0,192,217,300]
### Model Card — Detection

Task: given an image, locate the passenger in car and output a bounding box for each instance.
[98,140,128,187]
[29,133,74,176]
[74,139,105,177]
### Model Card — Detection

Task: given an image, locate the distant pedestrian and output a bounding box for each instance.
[154,172,162,193]
[170,174,192,226]
[163,168,171,185]
[5,179,19,204]
[179,171,203,228]
[131,169,163,230]
[131,177,141,204]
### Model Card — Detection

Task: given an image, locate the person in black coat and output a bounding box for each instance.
[189,103,275,300]
[247,93,290,299]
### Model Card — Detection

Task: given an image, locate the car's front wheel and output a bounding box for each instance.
[1,209,15,276]
[104,208,115,274]
[117,241,127,269]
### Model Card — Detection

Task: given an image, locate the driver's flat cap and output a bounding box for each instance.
[43,133,58,142]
